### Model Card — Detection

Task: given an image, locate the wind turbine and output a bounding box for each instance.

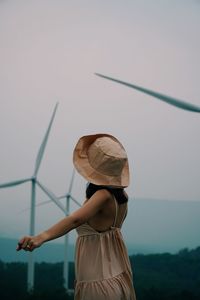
[0,103,66,292]
[95,73,200,113]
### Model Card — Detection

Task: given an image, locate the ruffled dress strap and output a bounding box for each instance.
[111,195,128,229]
[112,195,118,227]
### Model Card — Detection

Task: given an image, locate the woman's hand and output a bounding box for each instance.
[16,234,46,252]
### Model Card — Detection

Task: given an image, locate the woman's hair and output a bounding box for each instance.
[86,182,128,204]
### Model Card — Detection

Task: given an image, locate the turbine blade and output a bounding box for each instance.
[70,195,81,207]
[68,168,75,195]
[34,103,59,177]
[36,180,66,214]
[35,199,52,207]
[58,195,66,199]
[19,199,52,214]
[0,178,31,188]
[95,73,200,113]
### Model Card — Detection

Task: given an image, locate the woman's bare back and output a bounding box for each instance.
[84,189,128,232]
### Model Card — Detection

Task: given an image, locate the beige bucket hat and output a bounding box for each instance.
[73,133,130,187]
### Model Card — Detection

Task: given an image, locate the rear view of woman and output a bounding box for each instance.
[17,133,137,300]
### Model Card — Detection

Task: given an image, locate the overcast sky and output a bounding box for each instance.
[0,0,200,246]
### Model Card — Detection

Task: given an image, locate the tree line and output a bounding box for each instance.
[0,246,200,300]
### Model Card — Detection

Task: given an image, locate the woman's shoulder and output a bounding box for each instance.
[84,188,113,205]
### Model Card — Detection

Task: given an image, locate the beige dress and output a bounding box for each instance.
[75,196,137,300]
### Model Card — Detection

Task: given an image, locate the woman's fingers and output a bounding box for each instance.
[16,235,43,252]
[16,237,25,250]
[16,236,33,251]
[16,238,25,251]
[16,243,22,251]
[27,240,35,251]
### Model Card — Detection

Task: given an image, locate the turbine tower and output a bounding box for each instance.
[95,73,200,113]
[34,168,81,292]
[58,168,81,291]
[0,103,66,292]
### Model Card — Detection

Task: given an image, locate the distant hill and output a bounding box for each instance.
[0,238,75,263]
[0,237,152,263]
[122,198,200,254]
[1,199,200,262]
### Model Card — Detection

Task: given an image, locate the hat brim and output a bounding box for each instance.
[73,133,130,188]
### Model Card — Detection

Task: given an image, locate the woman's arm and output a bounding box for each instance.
[16,189,111,252]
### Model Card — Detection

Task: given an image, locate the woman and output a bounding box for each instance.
[17,133,137,300]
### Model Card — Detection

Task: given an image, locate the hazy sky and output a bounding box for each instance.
[0,0,200,246]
